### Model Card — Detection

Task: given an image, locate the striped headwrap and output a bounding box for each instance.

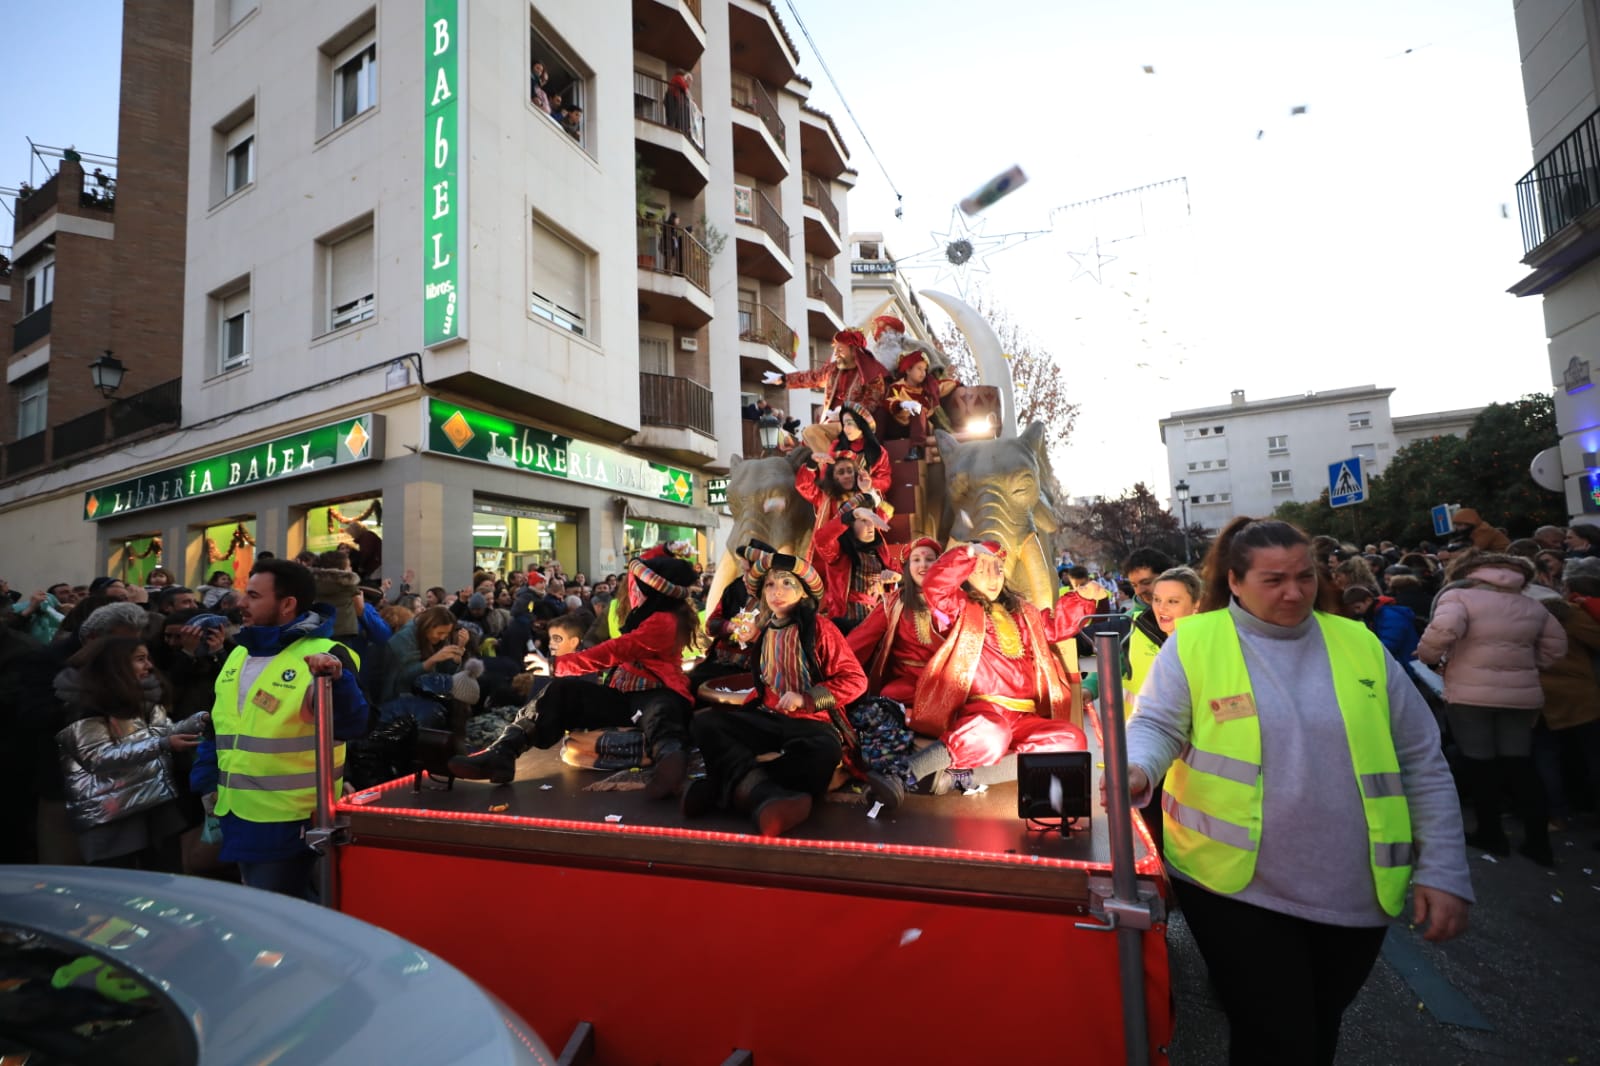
[628,555,695,601]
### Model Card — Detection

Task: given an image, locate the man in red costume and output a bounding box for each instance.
[904,542,1096,793]
[766,328,890,455]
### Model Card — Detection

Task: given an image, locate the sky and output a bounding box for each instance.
[0,0,1550,499]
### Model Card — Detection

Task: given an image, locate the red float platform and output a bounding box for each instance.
[334,731,1172,1065]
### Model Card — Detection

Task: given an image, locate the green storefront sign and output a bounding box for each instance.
[707,477,729,507]
[423,0,462,346]
[426,399,694,505]
[84,416,380,522]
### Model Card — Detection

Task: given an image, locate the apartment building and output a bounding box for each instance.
[0,0,191,581]
[0,0,853,587]
[1510,1,1600,520]
[846,231,943,352]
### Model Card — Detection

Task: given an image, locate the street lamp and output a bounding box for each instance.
[1174,479,1191,563]
[90,351,126,398]
[757,413,781,454]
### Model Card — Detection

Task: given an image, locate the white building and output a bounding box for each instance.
[0,0,855,587]
[1159,386,1398,522]
[1510,1,1600,521]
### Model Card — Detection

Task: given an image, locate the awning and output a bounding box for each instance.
[622,499,721,531]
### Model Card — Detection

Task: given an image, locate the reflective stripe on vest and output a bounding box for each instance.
[1168,610,1414,916]
[211,638,358,824]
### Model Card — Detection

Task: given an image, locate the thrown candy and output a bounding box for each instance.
[868,801,884,820]
[605,814,623,823]
[899,928,922,947]
[488,803,509,813]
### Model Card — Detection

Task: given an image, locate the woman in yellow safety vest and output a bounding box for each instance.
[1119,516,1472,1066]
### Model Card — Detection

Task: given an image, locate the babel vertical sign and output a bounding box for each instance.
[423,0,463,346]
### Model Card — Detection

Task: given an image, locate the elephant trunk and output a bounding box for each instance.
[968,490,1034,573]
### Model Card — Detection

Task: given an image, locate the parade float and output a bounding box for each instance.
[325,292,1174,1066]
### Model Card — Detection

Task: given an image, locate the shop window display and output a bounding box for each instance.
[473,500,577,575]
[120,536,163,586]
[624,519,703,563]
[198,519,256,588]
[305,496,383,556]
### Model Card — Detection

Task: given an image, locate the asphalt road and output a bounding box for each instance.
[1165,819,1600,1065]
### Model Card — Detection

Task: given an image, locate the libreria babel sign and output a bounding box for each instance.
[82,416,381,522]
[426,399,695,506]
[423,0,462,346]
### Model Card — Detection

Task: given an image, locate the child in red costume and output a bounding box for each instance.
[848,537,945,705]
[811,501,896,630]
[795,452,879,566]
[823,403,891,495]
[904,542,1097,793]
[683,544,867,836]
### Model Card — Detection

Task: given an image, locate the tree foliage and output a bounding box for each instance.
[935,293,1080,459]
[1067,482,1213,570]
[1270,394,1563,545]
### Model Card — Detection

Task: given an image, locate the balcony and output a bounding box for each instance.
[631,0,705,71]
[12,303,51,352]
[731,76,788,184]
[737,301,798,374]
[728,0,800,86]
[1512,107,1600,296]
[634,371,717,465]
[637,220,715,327]
[806,265,844,335]
[801,173,842,257]
[799,105,850,180]
[734,185,793,282]
[3,432,45,478]
[633,70,709,194]
[46,378,182,466]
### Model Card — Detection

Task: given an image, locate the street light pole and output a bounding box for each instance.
[1174,479,1191,564]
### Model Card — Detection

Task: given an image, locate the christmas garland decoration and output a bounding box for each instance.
[205,523,256,563]
[127,538,163,561]
[326,499,382,534]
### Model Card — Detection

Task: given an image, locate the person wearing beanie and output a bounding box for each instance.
[1417,552,1566,865]
[765,327,890,455]
[449,554,704,798]
[681,543,867,837]
[902,542,1099,795]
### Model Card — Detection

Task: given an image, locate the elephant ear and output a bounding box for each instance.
[1020,421,1047,462]
[730,455,744,472]
[935,429,960,464]
[787,445,814,471]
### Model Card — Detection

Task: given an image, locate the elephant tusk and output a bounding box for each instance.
[920,289,1018,439]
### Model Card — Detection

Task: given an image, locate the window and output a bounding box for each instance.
[1270,469,1292,488]
[858,241,881,260]
[1216,458,1228,469]
[218,0,256,35]
[1220,492,1232,503]
[1204,494,1216,503]
[1213,425,1225,435]
[1348,410,1372,430]
[531,218,589,337]
[1267,434,1288,453]
[224,115,254,197]
[1198,427,1209,437]
[1352,443,1377,463]
[323,224,375,332]
[334,42,377,127]
[1186,461,1197,472]
[530,16,592,154]
[1201,460,1212,469]
[16,375,47,438]
[640,336,671,375]
[22,257,54,316]
[218,286,251,372]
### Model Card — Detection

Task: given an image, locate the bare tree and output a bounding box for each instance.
[934,293,1080,458]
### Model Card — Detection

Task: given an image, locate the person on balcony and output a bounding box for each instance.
[664,69,693,132]
[764,328,889,455]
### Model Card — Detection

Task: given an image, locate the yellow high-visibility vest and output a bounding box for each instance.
[212,638,357,823]
[1165,610,1413,916]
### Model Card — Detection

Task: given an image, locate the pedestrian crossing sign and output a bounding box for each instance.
[1328,457,1366,508]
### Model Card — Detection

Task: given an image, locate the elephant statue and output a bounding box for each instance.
[934,422,1061,610]
[705,447,817,614]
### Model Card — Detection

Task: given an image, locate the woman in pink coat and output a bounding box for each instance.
[1417,553,1567,865]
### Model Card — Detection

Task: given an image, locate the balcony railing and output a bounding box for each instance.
[4,432,45,477]
[806,266,843,319]
[636,220,711,295]
[632,70,706,155]
[47,378,181,464]
[640,371,715,437]
[12,303,51,352]
[1516,106,1600,255]
[53,410,107,460]
[738,301,797,362]
[802,173,839,234]
[736,185,790,253]
[731,77,785,149]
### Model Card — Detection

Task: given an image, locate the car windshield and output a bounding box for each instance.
[0,922,197,1066]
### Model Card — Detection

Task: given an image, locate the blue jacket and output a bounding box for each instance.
[1367,600,1420,664]
[190,608,370,863]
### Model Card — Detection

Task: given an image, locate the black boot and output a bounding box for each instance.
[591,730,645,772]
[446,723,531,784]
[645,741,689,801]
[1504,756,1554,866]
[680,776,716,818]
[1460,756,1509,855]
[733,769,812,837]
[864,771,906,813]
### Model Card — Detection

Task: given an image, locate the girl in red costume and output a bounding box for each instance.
[820,402,891,494]
[449,551,703,799]
[904,542,1098,793]
[848,537,945,704]
[795,451,878,567]
[811,500,895,632]
[683,544,867,836]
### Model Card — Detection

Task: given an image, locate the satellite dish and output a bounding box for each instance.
[1530,447,1564,492]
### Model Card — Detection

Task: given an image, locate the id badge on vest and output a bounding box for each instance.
[1210,692,1256,723]
[252,688,282,714]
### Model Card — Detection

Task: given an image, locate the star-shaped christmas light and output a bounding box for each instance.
[1065,239,1118,284]
[895,207,1049,295]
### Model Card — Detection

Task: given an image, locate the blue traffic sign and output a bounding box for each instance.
[1431,504,1453,537]
[1328,457,1366,508]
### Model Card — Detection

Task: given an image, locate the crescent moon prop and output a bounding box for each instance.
[919,289,1018,439]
